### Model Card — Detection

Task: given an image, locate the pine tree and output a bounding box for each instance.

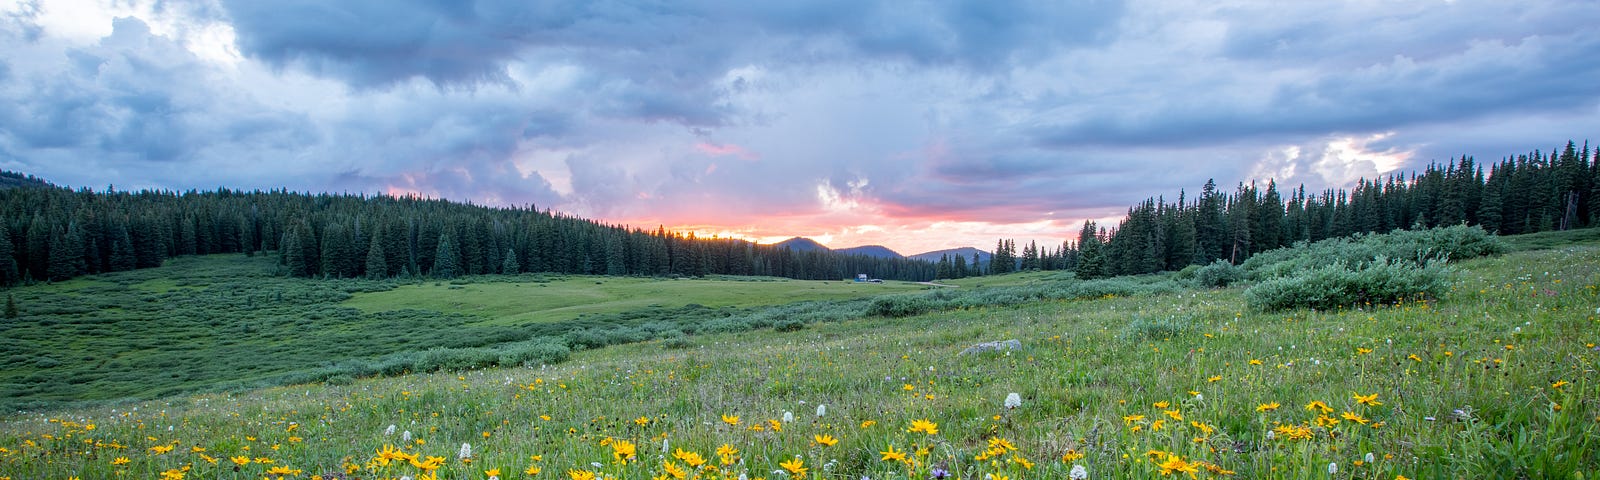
[501,247,520,275]
[47,224,87,281]
[1075,221,1106,280]
[0,223,18,286]
[365,229,388,279]
[432,232,460,278]
[4,294,16,319]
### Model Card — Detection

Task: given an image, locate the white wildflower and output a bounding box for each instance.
[1070,464,1089,479]
[1265,430,1275,440]
[1327,462,1338,474]
[1004,392,1022,409]
[783,411,794,423]
[1364,452,1375,463]
[402,430,412,443]
[816,404,827,418]
[384,424,396,436]
[458,443,472,459]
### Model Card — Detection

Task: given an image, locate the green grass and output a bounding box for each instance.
[0,255,923,411]
[343,275,923,326]
[1501,226,1600,251]
[1,240,1595,478]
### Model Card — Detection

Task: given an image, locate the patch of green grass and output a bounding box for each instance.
[3,242,1594,479]
[342,275,923,326]
[1501,227,1600,251]
[0,255,923,411]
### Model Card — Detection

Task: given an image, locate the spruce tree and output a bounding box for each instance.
[365,230,388,279]
[4,294,16,319]
[502,247,520,274]
[0,223,18,286]
[432,232,460,278]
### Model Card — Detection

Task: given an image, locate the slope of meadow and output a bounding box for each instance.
[0,254,921,410]
[1,237,1595,478]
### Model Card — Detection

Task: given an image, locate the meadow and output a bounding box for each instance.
[0,255,922,411]
[0,228,1595,479]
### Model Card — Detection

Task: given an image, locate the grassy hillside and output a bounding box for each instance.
[1,239,1594,478]
[0,254,922,410]
[343,274,921,327]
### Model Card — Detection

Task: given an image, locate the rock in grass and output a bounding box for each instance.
[960,339,1022,356]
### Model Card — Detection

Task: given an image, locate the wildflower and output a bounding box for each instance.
[1069,464,1089,479]
[160,469,185,480]
[784,411,795,423]
[525,465,542,475]
[1551,380,1570,389]
[385,424,397,436]
[1121,414,1145,425]
[816,404,827,417]
[634,416,651,426]
[610,439,637,464]
[567,470,596,480]
[1008,455,1034,469]
[780,457,808,477]
[1353,392,1382,406]
[1164,409,1183,421]
[231,456,251,466]
[459,443,473,460]
[1062,449,1084,462]
[112,457,132,466]
[814,434,839,447]
[662,461,687,480]
[931,465,951,478]
[721,415,740,426]
[908,419,939,435]
[987,474,1009,480]
[673,448,707,468]
[402,430,413,443]
[1005,392,1022,409]
[769,419,783,431]
[989,437,1017,451]
[149,444,175,454]
[1328,462,1338,474]
[1207,375,1221,382]
[1341,411,1371,425]
[1157,453,1198,476]
[860,420,877,428]
[1256,402,1281,412]
[880,445,908,463]
[1249,359,1262,365]
[1153,401,1170,409]
[1305,400,1334,414]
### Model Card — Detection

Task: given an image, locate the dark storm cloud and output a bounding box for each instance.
[3,0,1599,252]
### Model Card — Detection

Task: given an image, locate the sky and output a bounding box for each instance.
[1,1,1598,256]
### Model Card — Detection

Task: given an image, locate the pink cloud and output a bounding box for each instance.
[694,141,761,161]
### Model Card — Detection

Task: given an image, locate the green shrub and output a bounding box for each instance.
[1191,260,1244,288]
[1245,258,1450,312]
[496,340,571,367]
[1119,315,1192,342]
[773,318,806,332]
[1244,225,1504,280]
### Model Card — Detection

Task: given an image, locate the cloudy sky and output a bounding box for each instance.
[2,0,1597,255]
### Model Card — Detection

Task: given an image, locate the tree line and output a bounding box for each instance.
[0,176,936,286]
[952,140,1599,280]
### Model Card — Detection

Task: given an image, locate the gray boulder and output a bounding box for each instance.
[959,339,1022,356]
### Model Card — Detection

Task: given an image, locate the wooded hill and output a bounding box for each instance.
[0,185,938,286]
[945,140,1599,279]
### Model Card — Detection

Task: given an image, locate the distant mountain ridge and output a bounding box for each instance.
[836,245,902,258]
[768,237,987,263]
[909,247,992,265]
[772,237,829,252]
